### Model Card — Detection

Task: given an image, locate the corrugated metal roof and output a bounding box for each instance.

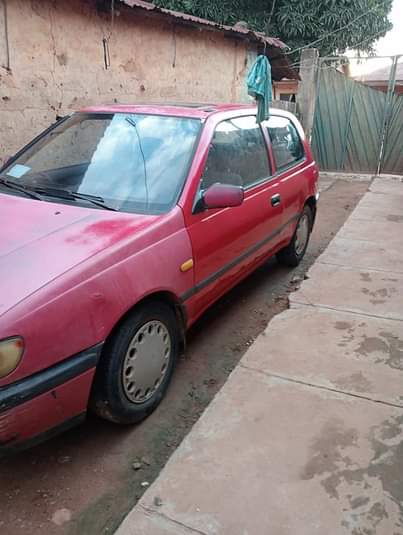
[354,59,403,83]
[121,0,287,50]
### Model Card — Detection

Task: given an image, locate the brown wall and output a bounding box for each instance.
[0,0,256,162]
[273,80,299,100]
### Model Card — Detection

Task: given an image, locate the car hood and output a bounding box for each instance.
[0,193,160,317]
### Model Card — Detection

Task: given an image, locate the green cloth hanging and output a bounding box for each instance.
[247,55,272,123]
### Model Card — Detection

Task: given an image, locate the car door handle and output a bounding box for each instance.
[271,194,281,207]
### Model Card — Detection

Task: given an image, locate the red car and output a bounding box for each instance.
[0,104,318,453]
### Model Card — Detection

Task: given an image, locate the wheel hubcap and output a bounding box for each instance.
[122,320,171,404]
[295,214,309,256]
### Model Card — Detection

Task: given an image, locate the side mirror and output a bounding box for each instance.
[201,183,244,210]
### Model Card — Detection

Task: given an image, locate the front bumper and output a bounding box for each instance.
[0,343,103,456]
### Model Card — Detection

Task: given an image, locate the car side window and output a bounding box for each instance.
[201,116,271,191]
[264,115,304,172]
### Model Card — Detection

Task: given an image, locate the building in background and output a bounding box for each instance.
[353,59,403,95]
[0,0,298,162]
[273,79,299,102]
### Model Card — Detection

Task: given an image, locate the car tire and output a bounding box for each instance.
[90,301,179,424]
[276,205,312,267]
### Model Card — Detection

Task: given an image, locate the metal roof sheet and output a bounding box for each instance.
[120,0,287,50]
[354,59,403,83]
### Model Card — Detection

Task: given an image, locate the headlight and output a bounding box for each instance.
[0,337,24,378]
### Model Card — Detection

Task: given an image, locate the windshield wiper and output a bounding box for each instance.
[70,191,117,211]
[0,177,44,201]
[32,186,117,211]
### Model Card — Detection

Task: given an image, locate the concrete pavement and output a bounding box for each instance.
[116,176,403,535]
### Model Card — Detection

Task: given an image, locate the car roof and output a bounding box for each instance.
[79,103,256,119]
[79,103,299,123]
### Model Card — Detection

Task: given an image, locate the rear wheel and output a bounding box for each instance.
[277,205,312,267]
[91,301,179,424]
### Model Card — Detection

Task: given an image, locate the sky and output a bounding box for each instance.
[375,0,403,56]
[350,0,403,76]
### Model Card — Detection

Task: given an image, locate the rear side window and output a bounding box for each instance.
[201,116,271,190]
[264,116,304,172]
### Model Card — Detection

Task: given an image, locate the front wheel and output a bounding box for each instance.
[90,301,179,424]
[277,205,312,267]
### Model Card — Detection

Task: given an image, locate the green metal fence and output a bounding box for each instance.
[311,64,403,175]
[382,93,403,174]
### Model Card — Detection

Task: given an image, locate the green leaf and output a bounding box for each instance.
[154,0,393,57]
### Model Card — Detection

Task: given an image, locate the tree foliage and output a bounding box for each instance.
[154,0,393,58]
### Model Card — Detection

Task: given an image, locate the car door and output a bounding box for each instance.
[183,114,285,322]
[262,114,314,235]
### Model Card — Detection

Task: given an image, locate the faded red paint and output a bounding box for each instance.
[0,370,94,446]
[0,104,318,451]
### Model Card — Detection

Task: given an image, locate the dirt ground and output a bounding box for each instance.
[0,176,369,535]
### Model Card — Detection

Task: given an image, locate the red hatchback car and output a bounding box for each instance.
[0,104,318,453]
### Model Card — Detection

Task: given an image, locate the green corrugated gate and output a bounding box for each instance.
[382,94,403,173]
[311,67,403,175]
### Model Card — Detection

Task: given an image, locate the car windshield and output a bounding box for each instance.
[0,112,201,214]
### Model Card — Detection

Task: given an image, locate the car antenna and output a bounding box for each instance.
[125,116,149,209]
